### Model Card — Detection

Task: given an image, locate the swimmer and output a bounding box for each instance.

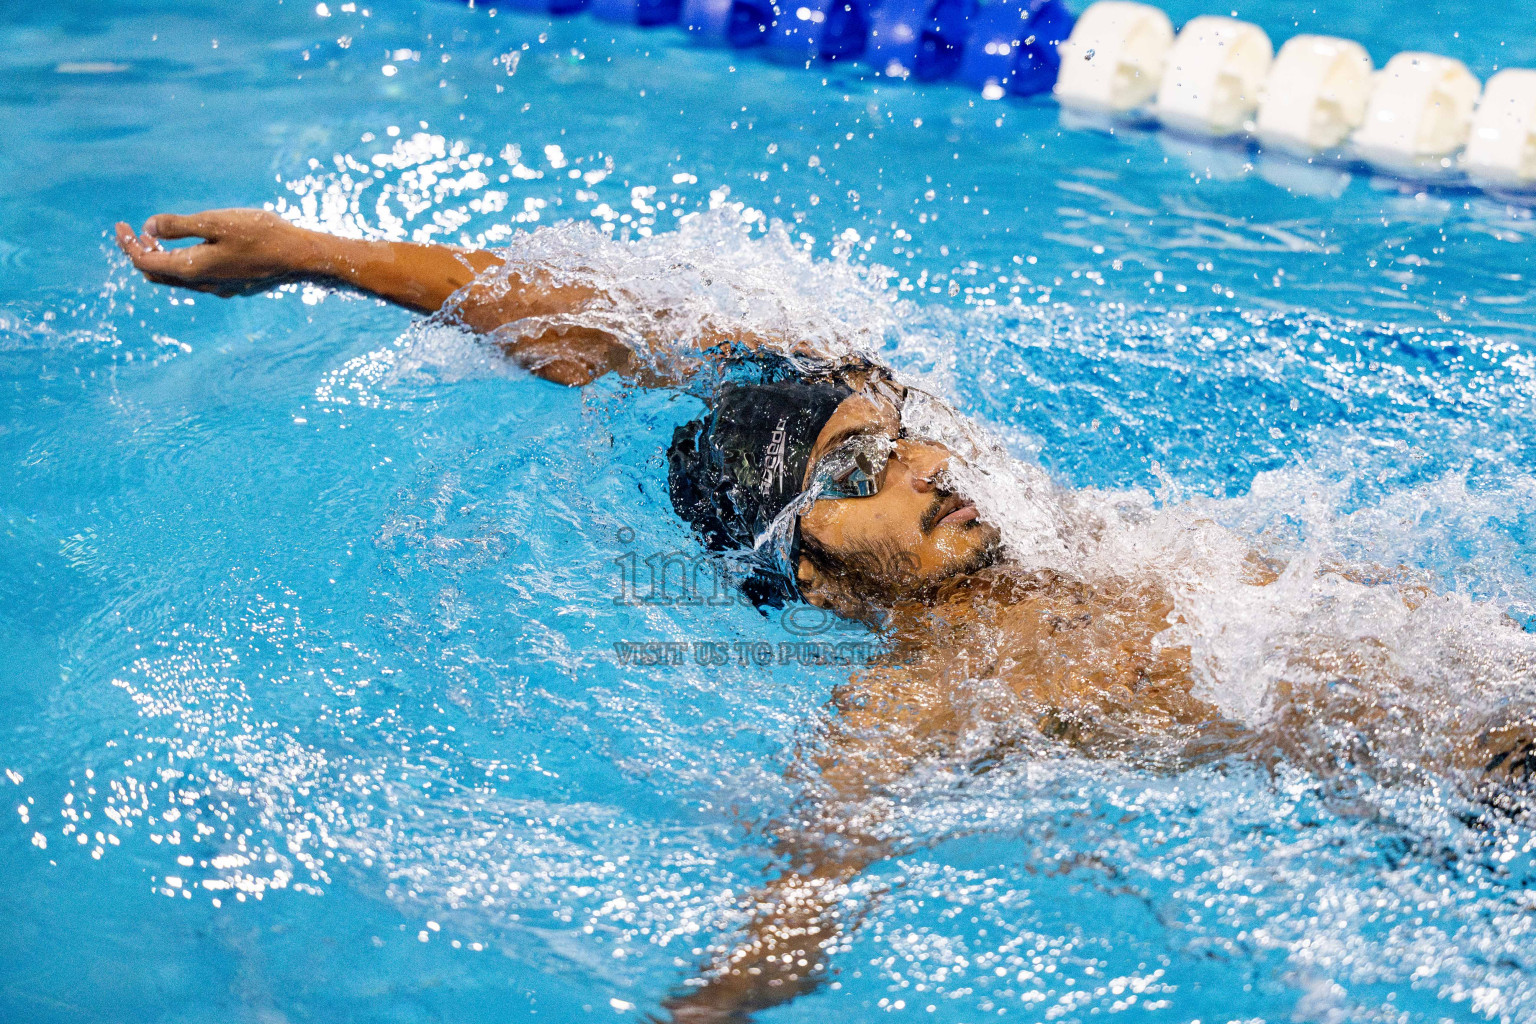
[115,209,1536,1022]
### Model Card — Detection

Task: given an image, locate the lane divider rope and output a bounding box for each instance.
[465,0,1536,193]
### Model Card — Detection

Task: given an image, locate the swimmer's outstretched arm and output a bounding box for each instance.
[114,210,511,313]
[114,209,811,387]
[114,209,636,385]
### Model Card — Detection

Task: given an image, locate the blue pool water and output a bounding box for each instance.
[6,0,1536,1021]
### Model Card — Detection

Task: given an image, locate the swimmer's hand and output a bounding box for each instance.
[114,210,312,297]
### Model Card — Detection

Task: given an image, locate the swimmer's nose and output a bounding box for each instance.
[902,442,950,493]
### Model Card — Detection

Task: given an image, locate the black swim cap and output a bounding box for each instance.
[667,378,850,558]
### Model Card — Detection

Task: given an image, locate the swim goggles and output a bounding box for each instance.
[808,432,897,500]
[804,377,921,501]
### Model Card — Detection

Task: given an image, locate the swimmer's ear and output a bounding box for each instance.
[796,557,869,620]
[796,556,831,608]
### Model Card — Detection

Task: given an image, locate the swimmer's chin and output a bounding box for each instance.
[942,521,1004,575]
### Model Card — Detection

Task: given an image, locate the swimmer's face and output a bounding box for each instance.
[795,390,1001,604]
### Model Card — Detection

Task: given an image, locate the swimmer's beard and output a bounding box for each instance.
[908,521,1004,605]
[953,522,1004,577]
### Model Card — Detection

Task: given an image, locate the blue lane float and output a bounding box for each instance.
[765,0,876,63]
[864,0,938,78]
[488,0,580,13]
[955,0,1073,95]
[866,0,976,80]
[475,0,1073,89]
[678,0,731,43]
[588,0,681,26]
[679,0,772,47]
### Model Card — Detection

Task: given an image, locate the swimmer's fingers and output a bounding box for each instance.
[113,221,159,262]
[115,220,175,267]
[143,212,223,243]
[116,227,206,281]
[115,221,195,283]
[114,223,241,296]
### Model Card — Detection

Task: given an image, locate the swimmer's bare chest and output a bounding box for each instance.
[816,574,1256,800]
[851,572,1226,759]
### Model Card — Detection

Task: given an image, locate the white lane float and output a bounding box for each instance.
[1255,35,1374,153]
[1154,16,1272,137]
[1053,0,1174,112]
[1351,52,1481,170]
[1463,68,1536,187]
